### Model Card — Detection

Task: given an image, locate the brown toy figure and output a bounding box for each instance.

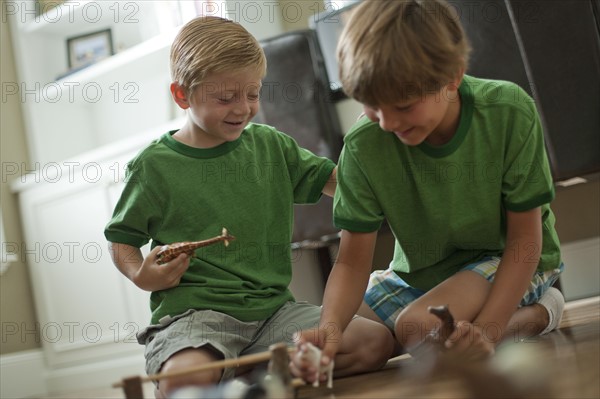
[426,305,456,346]
[156,228,235,265]
[410,304,455,359]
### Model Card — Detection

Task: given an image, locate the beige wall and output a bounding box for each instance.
[0,13,40,354]
[279,0,323,31]
[552,181,600,243]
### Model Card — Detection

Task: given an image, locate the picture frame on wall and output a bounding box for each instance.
[66,28,114,70]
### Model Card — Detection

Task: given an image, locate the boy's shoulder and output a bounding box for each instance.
[127,131,173,166]
[244,123,304,149]
[343,114,389,146]
[463,75,537,118]
[245,122,293,139]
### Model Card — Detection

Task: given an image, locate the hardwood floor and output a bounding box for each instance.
[41,382,155,399]
[42,297,599,398]
[297,296,600,399]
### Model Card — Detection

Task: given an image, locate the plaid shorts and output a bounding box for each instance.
[364,256,564,330]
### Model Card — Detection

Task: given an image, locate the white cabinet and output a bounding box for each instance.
[5,0,184,377]
[5,0,286,166]
[10,118,186,391]
[6,0,185,165]
[16,170,148,367]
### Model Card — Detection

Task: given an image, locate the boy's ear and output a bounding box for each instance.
[454,67,465,88]
[170,82,190,110]
[448,68,465,92]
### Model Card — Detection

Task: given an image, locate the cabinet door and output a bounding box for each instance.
[19,178,149,367]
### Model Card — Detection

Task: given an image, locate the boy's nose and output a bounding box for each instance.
[233,99,251,115]
[377,111,401,132]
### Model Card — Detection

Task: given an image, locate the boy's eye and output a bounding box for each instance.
[248,94,259,102]
[218,97,234,103]
[395,104,413,112]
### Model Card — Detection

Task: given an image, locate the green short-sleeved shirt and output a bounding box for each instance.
[334,75,561,291]
[105,123,336,324]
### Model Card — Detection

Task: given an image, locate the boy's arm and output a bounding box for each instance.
[449,207,542,352]
[318,230,377,358]
[321,167,337,197]
[108,242,190,292]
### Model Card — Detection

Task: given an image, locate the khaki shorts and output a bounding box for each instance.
[138,301,322,380]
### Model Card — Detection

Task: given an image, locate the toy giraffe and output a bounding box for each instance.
[156,228,235,265]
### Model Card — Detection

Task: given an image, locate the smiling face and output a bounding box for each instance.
[171,67,262,148]
[363,80,462,147]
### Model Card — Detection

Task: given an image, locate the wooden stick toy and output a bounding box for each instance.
[113,344,304,399]
[268,343,293,391]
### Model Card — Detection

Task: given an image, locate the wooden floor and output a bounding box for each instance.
[43,297,599,398]
[297,296,600,399]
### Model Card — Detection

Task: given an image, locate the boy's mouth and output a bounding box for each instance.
[395,127,414,138]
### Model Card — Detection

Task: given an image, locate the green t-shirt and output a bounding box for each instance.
[334,75,561,291]
[105,123,336,324]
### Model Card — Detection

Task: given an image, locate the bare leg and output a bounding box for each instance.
[357,301,385,324]
[332,317,395,377]
[357,301,404,356]
[504,303,549,342]
[394,270,492,350]
[393,270,552,351]
[156,347,223,398]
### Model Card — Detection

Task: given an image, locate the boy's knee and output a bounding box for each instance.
[158,365,221,396]
[354,322,395,368]
[372,324,396,365]
[157,348,222,395]
[394,308,431,348]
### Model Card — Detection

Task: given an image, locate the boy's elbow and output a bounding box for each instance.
[322,167,337,197]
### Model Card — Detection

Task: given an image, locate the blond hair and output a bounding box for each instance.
[337,0,471,105]
[170,16,267,97]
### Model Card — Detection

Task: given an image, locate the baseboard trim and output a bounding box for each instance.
[0,349,147,398]
[0,349,47,398]
[45,353,147,396]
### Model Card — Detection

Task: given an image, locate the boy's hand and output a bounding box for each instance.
[289,328,339,384]
[133,246,190,292]
[444,321,495,360]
